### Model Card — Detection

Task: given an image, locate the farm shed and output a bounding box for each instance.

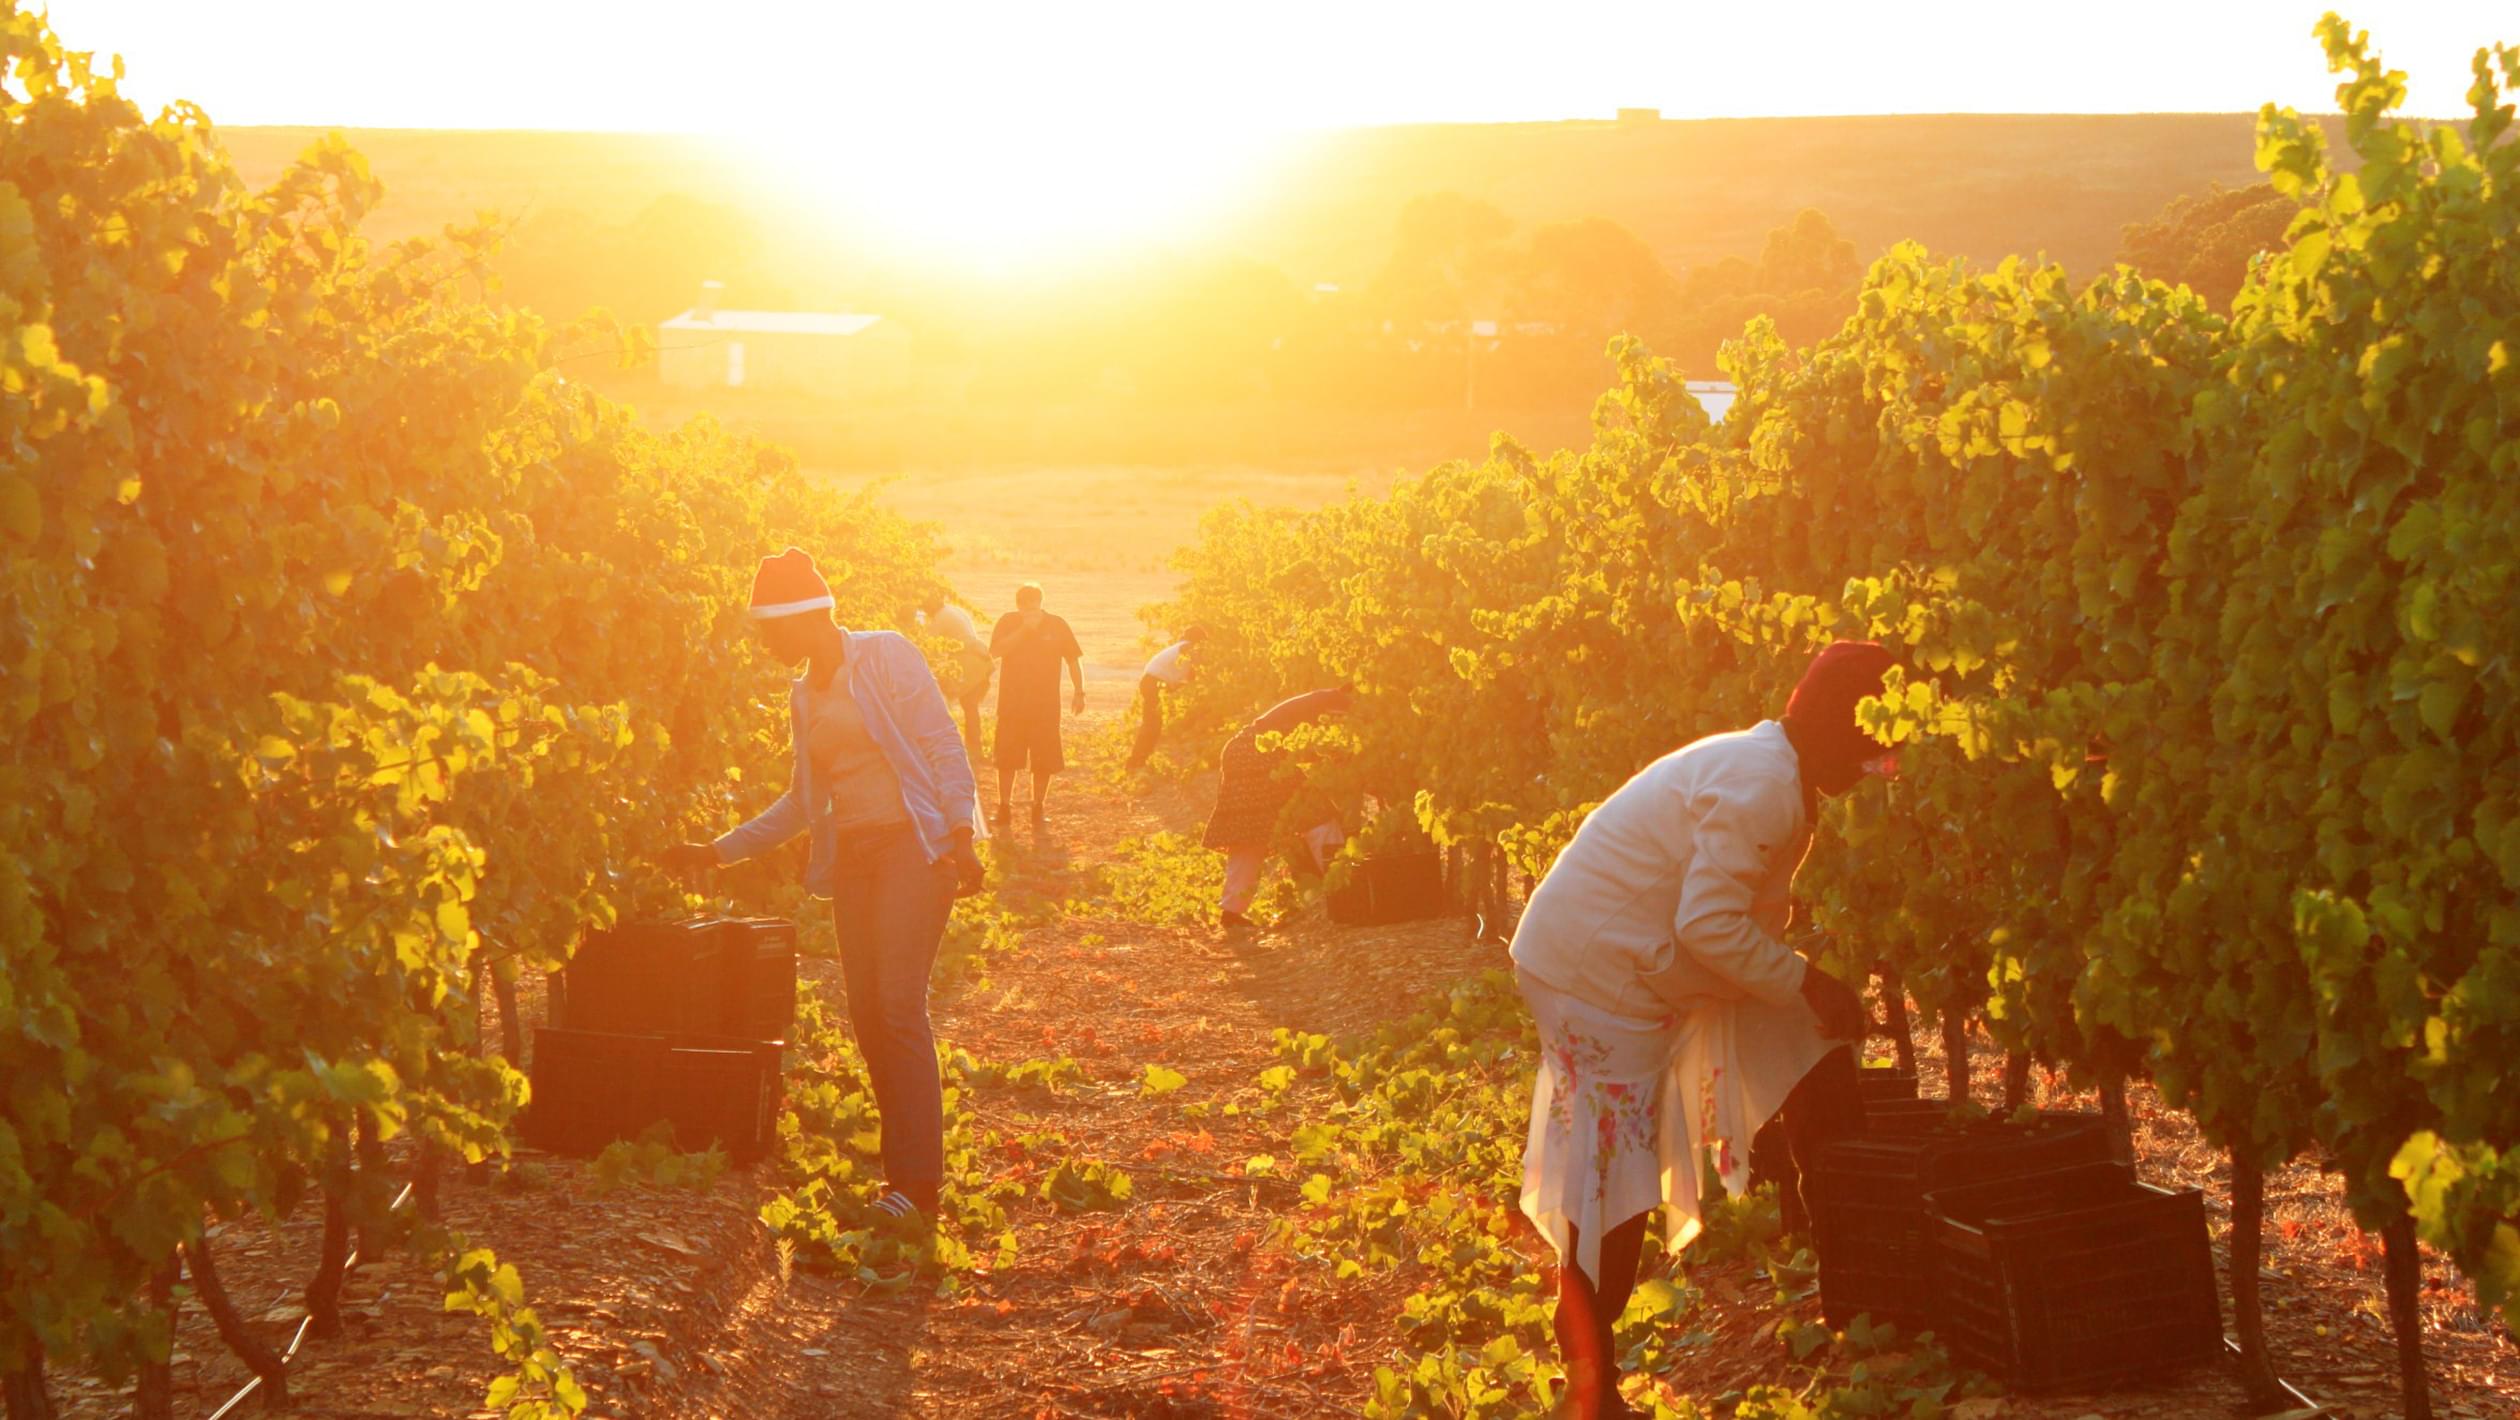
[657,282,912,394]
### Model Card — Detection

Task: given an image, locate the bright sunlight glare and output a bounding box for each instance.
[736,105,1287,274]
[716,7,1304,274]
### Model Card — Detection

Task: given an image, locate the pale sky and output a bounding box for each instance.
[35,1,2515,266]
[43,1,2514,133]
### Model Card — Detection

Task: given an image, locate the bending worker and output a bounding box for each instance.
[1508,642,1898,1418]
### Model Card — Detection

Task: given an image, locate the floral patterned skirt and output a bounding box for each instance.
[1516,968,1831,1285]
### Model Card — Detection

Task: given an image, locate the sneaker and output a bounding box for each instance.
[873,1188,923,1222]
[1220,910,1255,932]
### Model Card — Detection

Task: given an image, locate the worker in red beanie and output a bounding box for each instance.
[662,546,985,1226]
[1508,640,1897,1418]
[1782,640,1903,806]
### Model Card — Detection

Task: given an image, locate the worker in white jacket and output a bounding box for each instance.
[1510,641,1894,1419]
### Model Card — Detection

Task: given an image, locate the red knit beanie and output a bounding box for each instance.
[748,547,834,620]
[1783,641,1898,793]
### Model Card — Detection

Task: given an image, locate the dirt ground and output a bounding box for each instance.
[57,693,2518,1419]
[815,462,1396,678]
[49,690,1500,1419]
[45,532,2520,1420]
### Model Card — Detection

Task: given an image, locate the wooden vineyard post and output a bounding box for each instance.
[2227,1149,2288,1410]
[133,1255,179,1420]
[2098,1072,2134,1166]
[493,957,525,1065]
[467,955,502,1185]
[354,1111,388,1257]
[2380,1213,2434,1420]
[1881,980,1918,1076]
[1468,841,1510,944]
[1471,842,1491,933]
[305,1129,353,1340]
[1940,1009,1971,1104]
[186,1230,288,1409]
[415,1142,444,1222]
[2002,1051,2032,1113]
[2,1326,54,1420]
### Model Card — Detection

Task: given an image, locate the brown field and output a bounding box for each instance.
[223,112,2342,291]
[814,461,1398,680]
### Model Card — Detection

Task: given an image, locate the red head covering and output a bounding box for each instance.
[1783,641,1898,798]
[748,547,835,620]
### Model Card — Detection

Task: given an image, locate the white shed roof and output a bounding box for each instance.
[659,309,887,337]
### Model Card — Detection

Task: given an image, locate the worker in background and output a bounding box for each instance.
[1201,685,1353,931]
[989,583,1085,831]
[918,587,994,764]
[1127,625,1207,771]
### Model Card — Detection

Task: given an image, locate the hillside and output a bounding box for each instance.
[222,112,2344,294]
[1233,111,2348,283]
[209,112,2353,474]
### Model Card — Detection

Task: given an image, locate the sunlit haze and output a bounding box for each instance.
[45,0,2518,267]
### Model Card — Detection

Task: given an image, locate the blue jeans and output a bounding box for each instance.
[830,822,954,1207]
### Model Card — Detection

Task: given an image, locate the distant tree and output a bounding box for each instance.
[1756,207,1862,296]
[1371,191,1514,323]
[1514,216,1681,338]
[2118,182,2294,310]
[1655,210,1865,375]
[1339,200,1868,405]
[1128,257,1302,401]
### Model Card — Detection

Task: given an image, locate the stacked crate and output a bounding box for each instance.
[1809,1109,2111,1331]
[1856,1063,1920,1102]
[1807,1103,2223,1391]
[1749,1061,1927,1236]
[551,916,796,1041]
[1925,1161,2223,1389]
[1326,851,1451,926]
[522,918,795,1162]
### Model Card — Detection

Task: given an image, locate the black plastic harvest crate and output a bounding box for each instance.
[716,917,799,1043]
[1749,1066,1918,1182]
[520,1027,672,1156]
[555,919,725,1035]
[1810,1108,2110,1331]
[1751,1067,1931,1235]
[1856,1064,1921,1102]
[658,1036,784,1164]
[1326,851,1449,926]
[523,1028,783,1163]
[558,917,796,1040]
[1925,1161,2222,1390]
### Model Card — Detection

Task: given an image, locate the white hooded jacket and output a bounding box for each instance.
[1508,720,1813,1019]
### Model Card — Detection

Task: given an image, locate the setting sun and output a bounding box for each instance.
[736,102,1288,271]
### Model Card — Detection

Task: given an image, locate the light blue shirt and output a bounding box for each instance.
[712,630,980,897]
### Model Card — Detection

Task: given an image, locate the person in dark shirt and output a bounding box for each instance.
[988,583,1084,830]
[1202,686,1353,929]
